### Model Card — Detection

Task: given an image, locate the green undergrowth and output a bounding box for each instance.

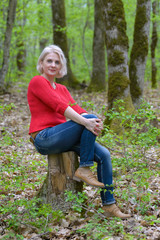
[64,100,160,239]
[0,198,64,240]
[98,100,160,215]
[0,100,160,239]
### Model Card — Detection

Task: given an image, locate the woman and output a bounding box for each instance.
[27,45,131,219]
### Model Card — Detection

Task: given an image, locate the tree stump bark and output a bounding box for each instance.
[37,152,83,211]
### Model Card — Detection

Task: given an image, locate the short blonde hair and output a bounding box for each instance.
[37,45,67,78]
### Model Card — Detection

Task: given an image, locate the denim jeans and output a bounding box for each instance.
[33,114,115,205]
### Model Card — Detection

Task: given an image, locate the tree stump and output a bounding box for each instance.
[37,152,83,211]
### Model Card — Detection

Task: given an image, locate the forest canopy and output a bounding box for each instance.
[0,0,159,87]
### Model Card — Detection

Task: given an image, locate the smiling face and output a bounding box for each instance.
[40,52,62,81]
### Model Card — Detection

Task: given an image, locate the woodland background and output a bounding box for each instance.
[0,0,160,90]
[0,0,160,239]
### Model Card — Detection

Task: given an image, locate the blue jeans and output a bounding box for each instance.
[33,114,115,205]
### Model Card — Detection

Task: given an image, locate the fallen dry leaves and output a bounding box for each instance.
[0,82,160,240]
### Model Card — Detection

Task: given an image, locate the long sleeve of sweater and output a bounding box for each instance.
[27,76,87,133]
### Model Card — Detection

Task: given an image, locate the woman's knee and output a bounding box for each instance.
[83,114,98,119]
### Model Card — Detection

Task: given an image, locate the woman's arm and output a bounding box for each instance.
[64,106,103,136]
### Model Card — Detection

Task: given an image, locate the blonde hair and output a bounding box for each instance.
[37,45,67,78]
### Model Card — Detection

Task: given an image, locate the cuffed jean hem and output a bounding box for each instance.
[102,200,116,206]
[79,163,94,167]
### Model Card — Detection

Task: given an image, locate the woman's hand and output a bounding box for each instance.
[64,107,103,136]
[84,118,103,136]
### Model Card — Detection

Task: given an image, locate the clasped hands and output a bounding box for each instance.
[85,118,103,136]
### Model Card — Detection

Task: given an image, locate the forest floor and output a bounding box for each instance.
[0,81,160,240]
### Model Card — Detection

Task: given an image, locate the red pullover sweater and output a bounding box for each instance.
[27,76,87,134]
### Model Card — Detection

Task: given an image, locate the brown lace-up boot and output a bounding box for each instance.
[102,204,131,219]
[73,167,104,188]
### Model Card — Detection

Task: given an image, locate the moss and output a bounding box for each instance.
[104,0,129,69]
[105,0,129,49]
[108,50,125,66]
[108,72,130,105]
[130,5,148,62]
[130,3,149,66]
[131,36,148,62]
[129,3,149,100]
[134,6,147,34]
[151,1,158,89]
[106,36,129,51]
[107,0,126,27]
[129,62,142,99]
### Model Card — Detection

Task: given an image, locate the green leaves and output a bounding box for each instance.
[0,198,64,233]
[0,103,16,115]
[65,190,88,213]
[99,99,160,217]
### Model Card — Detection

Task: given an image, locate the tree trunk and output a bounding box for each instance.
[101,0,134,129]
[82,0,92,78]
[38,152,83,211]
[51,0,79,88]
[151,0,158,89]
[129,0,151,107]
[37,0,48,52]
[16,40,26,76]
[0,0,17,93]
[16,1,26,76]
[87,0,106,92]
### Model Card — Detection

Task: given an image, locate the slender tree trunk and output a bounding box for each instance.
[0,0,17,93]
[151,0,158,89]
[51,0,79,88]
[129,0,151,107]
[16,2,26,76]
[82,0,92,78]
[101,0,134,130]
[37,0,48,52]
[0,2,8,41]
[87,0,106,92]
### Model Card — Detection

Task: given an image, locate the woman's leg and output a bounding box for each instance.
[72,142,115,205]
[73,142,131,218]
[34,114,104,187]
[94,142,115,205]
[34,114,97,167]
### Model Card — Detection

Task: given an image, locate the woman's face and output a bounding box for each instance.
[40,52,61,79]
